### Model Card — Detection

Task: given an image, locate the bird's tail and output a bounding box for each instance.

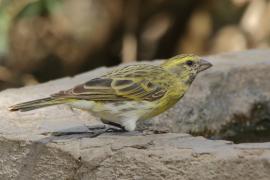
[8,97,66,112]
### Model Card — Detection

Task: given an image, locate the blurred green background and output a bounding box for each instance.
[0,0,269,90]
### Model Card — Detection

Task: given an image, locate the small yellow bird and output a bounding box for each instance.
[9,54,212,134]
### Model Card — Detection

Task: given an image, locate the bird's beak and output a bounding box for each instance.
[198,59,212,72]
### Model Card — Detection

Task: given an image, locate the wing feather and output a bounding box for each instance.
[52,65,168,102]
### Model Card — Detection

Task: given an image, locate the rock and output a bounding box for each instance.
[0,50,270,179]
[1,133,270,179]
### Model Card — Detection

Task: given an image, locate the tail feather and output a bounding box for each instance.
[8,97,64,112]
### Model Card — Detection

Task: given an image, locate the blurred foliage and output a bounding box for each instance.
[0,0,269,90]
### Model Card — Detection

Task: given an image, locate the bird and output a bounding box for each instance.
[9,54,212,134]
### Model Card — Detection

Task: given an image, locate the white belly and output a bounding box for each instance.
[68,100,155,131]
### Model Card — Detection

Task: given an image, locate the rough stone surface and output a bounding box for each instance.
[0,134,270,180]
[0,50,270,179]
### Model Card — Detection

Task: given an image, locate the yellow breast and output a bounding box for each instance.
[141,81,188,120]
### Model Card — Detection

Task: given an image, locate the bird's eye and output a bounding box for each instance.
[186,60,194,66]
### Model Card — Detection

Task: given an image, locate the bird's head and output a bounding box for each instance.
[161,54,212,85]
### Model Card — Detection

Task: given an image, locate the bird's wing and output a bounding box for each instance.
[52,74,168,102]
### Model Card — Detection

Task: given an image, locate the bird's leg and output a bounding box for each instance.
[100,119,145,136]
[100,119,127,132]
